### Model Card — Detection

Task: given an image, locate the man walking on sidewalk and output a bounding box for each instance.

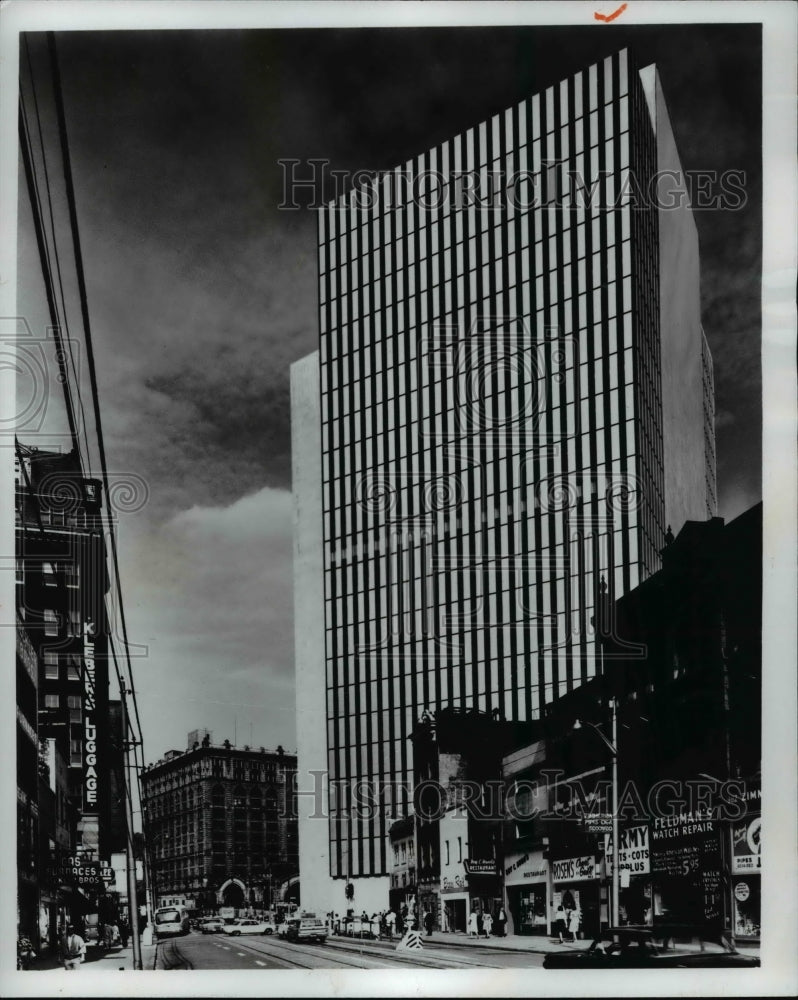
[63,925,86,970]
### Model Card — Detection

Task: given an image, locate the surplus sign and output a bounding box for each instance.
[83,622,98,810]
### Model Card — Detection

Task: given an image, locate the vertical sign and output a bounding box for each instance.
[83,621,98,810]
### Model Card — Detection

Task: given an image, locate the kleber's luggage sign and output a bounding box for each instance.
[552,856,598,882]
[83,622,99,813]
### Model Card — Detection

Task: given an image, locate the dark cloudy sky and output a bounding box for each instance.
[17,22,762,759]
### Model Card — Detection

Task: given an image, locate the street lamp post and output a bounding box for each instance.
[574,698,619,927]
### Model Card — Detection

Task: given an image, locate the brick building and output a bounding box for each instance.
[141,735,298,911]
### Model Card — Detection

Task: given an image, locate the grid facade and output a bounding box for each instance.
[316,50,710,879]
[142,745,298,905]
[701,330,718,517]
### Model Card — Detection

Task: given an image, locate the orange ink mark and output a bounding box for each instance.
[594,3,628,22]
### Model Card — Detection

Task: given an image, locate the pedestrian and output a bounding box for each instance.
[119,918,129,949]
[386,909,396,939]
[554,901,566,943]
[468,910,478,937]
[476,910,484,938]
[423,910,433,937]
[568,907,581,943]
[63,924,86,970]
[482,911,493,938]
[111,922,120,947]
[496,906,507,937]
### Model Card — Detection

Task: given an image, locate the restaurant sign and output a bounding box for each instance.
[504,851,547,886]
[464,858,497,876]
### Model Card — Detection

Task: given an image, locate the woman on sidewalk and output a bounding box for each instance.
[482,912,493,938]
[554,902,566,943]
[468,910,478,937]
[568,908,581,943]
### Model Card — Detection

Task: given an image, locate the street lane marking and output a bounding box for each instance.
[255,960,266,966]
[236,952,245,956]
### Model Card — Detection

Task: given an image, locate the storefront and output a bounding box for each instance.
[464,859,502,927]
[650,811,724,929]
[441,872,470,934]
[731,814,761,939]
[617,824,653,925]
[503,850,548,935]
[551,854,601,939]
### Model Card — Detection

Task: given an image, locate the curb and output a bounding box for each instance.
[326,933,583,957]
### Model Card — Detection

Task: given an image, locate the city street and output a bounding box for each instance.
[156,931,547,970]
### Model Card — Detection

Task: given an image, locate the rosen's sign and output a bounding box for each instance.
[552,856,598,882]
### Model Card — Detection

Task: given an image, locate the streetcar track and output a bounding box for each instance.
[168,931,506,971]
[159,936,194,970]
[228,932,496,970]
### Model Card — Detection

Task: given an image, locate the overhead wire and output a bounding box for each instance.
[18,89,83,468]
[22,34,93,477]
[19,34,149,906]
[46,30,147,764]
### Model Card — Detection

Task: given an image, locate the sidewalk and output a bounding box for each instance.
[334,930,592,955]
[339,930,760,958]
[427,930,592,953]
[24,941,158,972]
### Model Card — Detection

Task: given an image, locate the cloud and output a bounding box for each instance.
[119,486,297,758]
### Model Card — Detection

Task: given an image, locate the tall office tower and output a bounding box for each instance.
[292,49,716,908]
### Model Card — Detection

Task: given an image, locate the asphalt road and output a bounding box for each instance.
[156,931,546,970]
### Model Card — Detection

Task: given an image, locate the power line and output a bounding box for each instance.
[47,31,147,770]
[18,93,83,466]
[22,35,93,475]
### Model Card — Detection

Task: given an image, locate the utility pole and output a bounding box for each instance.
[610,698,620,927]
[121,693,143,969]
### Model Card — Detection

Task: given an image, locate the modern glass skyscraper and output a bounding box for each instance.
[292,48,716,904]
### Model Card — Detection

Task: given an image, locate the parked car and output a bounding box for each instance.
[198,917,224,934]
[543,925,760,969]
[222,918,276,937]
[286,912,328,944]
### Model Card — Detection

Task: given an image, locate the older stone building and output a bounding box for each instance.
[141,734,298,910]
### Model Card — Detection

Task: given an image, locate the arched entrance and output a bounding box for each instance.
[218,878,247,909]
[279,875,300,904]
